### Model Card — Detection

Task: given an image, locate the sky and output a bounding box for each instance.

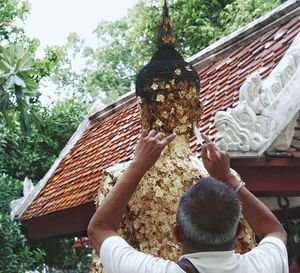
[24,0,139,104]
[25,0,139,51]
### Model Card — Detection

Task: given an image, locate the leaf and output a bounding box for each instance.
[0,59,11,72]
[20,109,31,135]
[30,109,42,130]
[12,75,26,87]
[15,85,25,100]
[0,93,10,111]
[19,66,32,72]
[3,75,15,90]
[1,110,14,129]
[0,59,13,71]
[22,76,38,90]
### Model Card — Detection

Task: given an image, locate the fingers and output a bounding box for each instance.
[155,132,165,140]
[201,134,211,143]
[162,133,176,146]
[201,145,210,163]
[148,129,157,138]
[141,129,148,139]
[152,131,176,147]
[144,130,176,143]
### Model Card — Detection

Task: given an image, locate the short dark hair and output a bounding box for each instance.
[177,177,241,250]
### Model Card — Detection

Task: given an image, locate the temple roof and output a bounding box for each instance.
[18,1,300,237]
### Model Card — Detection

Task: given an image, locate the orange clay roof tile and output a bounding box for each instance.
[20,15,300,221]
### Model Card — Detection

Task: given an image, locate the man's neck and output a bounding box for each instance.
[181,243,233,254]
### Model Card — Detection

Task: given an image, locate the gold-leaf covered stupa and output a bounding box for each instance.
[90,2,256,272]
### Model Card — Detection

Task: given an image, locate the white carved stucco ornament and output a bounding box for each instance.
[10,177,34,220]
[214,32,300,156]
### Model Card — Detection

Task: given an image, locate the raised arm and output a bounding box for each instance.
[201,134,287,245]
[87,130,176,255]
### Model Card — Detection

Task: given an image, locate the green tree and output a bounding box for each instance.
[0,44,40,134]
[220,0,285,34]
[0,0,66,134]
[79,0,285,101]
[50,33,91,103]
[0,97,88,181]
[0,0,29,42]
[0,1,87,271]
[32,237,92,273]
[0,96,90,272]
[0,174,45,273]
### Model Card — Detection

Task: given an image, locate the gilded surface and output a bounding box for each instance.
[138,78,203,135]
[90,137,256,273]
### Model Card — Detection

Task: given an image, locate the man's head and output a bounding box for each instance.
[175,177,241,252]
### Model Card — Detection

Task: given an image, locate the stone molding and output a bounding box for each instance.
[214,32,300,157]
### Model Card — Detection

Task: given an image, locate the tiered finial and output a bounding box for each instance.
[135,0,203,137]
[157,0,176,47]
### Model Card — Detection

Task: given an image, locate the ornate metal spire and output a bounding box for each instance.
[157,0,176,48]
[135,0,203,137]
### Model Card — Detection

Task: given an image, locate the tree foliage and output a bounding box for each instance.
[1,98,88,181]
[0,174,45,273]
[76,0,285,102]
[0,0,29,42]
[0,0,66,134]
[0,1,90,272]
[32,237,92,273]
[0,44,41,134]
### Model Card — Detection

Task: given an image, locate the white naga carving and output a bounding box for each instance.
[10,177,34,220]
[214,33,300,156]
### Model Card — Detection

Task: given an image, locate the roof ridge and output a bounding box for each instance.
[188,0,300,69]
[89,91,136,122]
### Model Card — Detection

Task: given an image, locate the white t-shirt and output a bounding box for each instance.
[100,236,288,273]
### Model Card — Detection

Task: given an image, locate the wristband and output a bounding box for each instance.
[234,181,245,192]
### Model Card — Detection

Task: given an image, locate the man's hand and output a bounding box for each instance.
[201,135,287,245]
[131,129,176,173]
[88,130,176,254]
[201,134,236,186]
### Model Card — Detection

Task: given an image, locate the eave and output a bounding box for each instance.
[22,203,95,240]
[23,157,300,240]
[232,157,300,196]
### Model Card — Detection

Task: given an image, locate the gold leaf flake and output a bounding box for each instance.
[175,69,181,75]
[185,65,192,71]
[155,119,163,126]
[156,94,165,102]
[179,116,188,123]
[151,83,159,90]
[155,187,164,198]
[161,111,168,119]
[167,93,174,100]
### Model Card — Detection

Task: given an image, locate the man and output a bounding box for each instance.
[88,130,288,273]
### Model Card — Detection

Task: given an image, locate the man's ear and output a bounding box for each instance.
[173,223,184,243]
[234,221,243,241]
